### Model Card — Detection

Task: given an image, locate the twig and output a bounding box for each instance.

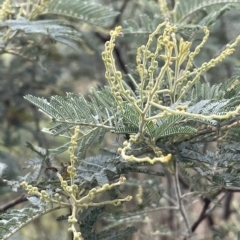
[122,206,178,218]
[52,119,114,130]
[173,161,191,235]
[191,197,211,233]
[181,191,202,199]
[0,193,28,211]
[3,49,37,62]
[225,186,240,192]
[190,192,226,233]
[163,193,178,206]
[205,193,227,215]
[110,0,128,28]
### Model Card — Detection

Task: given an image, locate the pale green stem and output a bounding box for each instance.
[148,101,240,121]
[173,160,191,234]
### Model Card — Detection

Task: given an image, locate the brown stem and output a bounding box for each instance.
[0,193,28,211]
[191,197,211,232]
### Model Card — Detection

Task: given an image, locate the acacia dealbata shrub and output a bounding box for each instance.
[1,1,240,239]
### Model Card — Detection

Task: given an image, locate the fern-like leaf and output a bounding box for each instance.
[25,89,118,155]
[176,0,240,23]
[0,206,58,240]
[123,14,162,34]
[75,151,119,186]
[38,0,119,27]
[154,115,183,139]
[0,18,82,50]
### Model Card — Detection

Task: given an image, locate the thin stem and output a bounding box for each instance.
[189,191,225,235]
[148,101,240,121]
[0,193,28,211]
[53,119,114,130]
[163,193,178,206]
[156,89,171,94]
[206,193,226,215]
[181,191,202,199]
[225,186,240,192]
[122,206,179,218]
[173,160,191,235]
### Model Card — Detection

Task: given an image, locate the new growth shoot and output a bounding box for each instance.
[102,19,240,164]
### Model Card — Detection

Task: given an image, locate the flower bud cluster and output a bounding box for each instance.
[20,181,62,204]
[102,26,125,109]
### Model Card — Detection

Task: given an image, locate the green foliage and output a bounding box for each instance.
[32,0,119,26]
[0,18,82,51]
[0,205,57,240]
[0,0,118,63]
[175,0,240,23]
[178,142,240,188]
[79,205,136,240]
[24,89,117,156]
[2,0,240,240]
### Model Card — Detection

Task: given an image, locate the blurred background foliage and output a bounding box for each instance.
[1,0,240,239]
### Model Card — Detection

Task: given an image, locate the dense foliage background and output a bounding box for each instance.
[1,0,240,239]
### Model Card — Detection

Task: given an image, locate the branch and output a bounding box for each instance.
[110,0,128,28]
[191,197,211,232]
[190,192,226,233]
[173,161,191,235]
[223,192,233,220]
[0,193,28,211]
[122,206,178,218]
